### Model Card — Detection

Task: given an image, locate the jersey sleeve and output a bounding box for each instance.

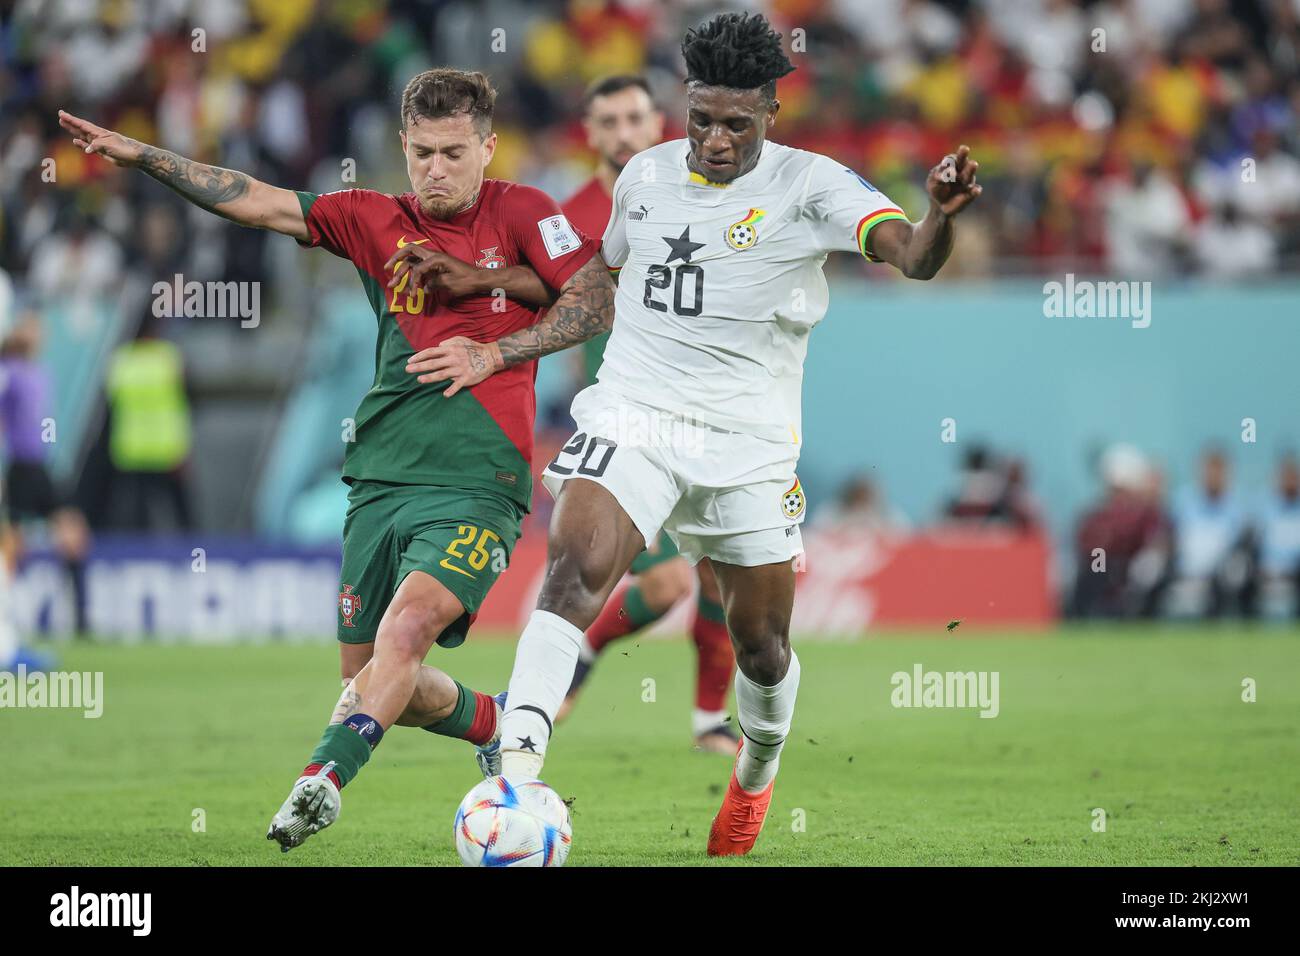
[601,169,631,275]
[295,189,374,261]
[804,156,910,262]
[506,185,600,291]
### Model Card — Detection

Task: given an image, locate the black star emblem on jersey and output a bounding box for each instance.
[661,226,705,263]
[516,736,538,753]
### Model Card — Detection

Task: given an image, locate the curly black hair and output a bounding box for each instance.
[681,11,795,103]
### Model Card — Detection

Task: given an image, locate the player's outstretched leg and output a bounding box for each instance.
[706,558,800,857]
[689,559,739,753]
[558,552,692,722]
[267,571,480,852]
[498,478,646,780]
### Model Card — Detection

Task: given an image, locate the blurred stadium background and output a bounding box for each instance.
[3,0,1300,649]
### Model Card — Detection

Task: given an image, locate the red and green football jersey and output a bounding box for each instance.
[561,177,614,385]
[296,181,599,509]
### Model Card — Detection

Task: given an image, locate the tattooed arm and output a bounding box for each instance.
[405,254,616,397]
[58,109,309,240]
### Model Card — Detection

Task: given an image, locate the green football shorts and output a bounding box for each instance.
[337,480,525,648]
[629,527,682,574]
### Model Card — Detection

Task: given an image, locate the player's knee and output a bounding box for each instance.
[377,598,457,663]
[538,540,618,624]
[729,617,791,685]
[640,559,693,611]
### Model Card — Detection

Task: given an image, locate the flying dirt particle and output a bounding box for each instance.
[807,737,819,746]
[946,619,962,632]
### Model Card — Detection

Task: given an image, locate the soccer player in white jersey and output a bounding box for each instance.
[408,11,981,856]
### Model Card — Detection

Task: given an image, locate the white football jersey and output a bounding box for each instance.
[597,138,908,444]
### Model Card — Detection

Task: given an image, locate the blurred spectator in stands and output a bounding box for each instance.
[813,474,910,536]
[1234,129,1300,257]
[1255,453,1300,619]
[943,445,1041,530]
[1168,447,1255,617]
[104,313,194,531]
[27,206,123,331]
[945,444,1005,522]
[1195,200,1278,278]
[1103,161,1192,276]
[0,311,91,635]
[0,268,13,339]
[1069,444,1172,618]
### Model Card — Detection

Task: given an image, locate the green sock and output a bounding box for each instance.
[424,680,473,739]
[696,593,726,624]
[623,585,663,630]
[308,723,373,789]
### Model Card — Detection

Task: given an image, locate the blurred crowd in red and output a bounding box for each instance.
[3,0,1300,300]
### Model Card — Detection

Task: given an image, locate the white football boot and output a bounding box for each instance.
[266,762,340,853]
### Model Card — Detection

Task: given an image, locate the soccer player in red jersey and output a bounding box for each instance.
[58,68,615,852]
[556,75,740,754]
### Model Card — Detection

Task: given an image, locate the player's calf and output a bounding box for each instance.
[268,574,465,850]
[706,559,801,856]
[500,479,645,779]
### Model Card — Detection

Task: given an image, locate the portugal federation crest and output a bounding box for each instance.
[338,584,363,627]
[781,476,805,519]
[476,246,506,269]
[724,208,766,250]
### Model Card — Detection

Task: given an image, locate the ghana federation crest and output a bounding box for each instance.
[781,476,805,519]
[724,208,766,250]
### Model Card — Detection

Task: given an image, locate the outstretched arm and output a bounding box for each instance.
[58,109,309,240]
[405,253,616,396]
[867,144,981,280]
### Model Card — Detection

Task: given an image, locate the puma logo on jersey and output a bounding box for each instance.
[627,204,651,221]
[396,235,429,248]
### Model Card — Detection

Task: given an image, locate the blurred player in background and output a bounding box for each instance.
[0,311,91,636]
[59,67,615,852]
[445,12,980,857]
[557,74,737,754]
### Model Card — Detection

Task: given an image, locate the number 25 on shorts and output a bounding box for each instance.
[440,525,501,579]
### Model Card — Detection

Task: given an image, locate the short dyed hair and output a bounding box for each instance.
[401,68,496,138]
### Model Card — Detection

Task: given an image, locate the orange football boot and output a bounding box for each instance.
[707,760,775,857]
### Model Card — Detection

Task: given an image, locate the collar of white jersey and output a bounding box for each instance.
[681,139,770,189]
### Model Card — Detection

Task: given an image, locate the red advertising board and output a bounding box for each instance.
[475,528,1056,637]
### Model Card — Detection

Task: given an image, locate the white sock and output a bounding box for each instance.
[734,650,801,793]
[499,610,584,779]
[692,708,728,737]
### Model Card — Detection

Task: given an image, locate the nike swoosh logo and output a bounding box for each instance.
[397,235,429,248]
[438,557,476,579]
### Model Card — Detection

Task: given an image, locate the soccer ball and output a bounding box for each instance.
[454,776,572,867]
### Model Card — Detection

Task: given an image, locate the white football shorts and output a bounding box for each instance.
[541,383,806,567]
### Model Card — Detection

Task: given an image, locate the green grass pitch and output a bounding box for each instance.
[3,627,1298,866]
